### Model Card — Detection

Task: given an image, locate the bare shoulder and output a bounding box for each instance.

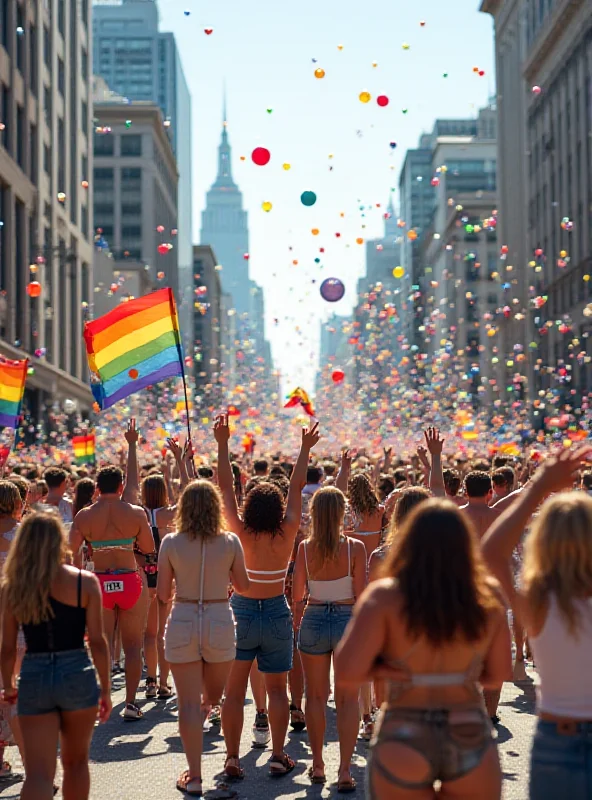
[128,502,148,517]
[362,577,397,606]
[348,537,367,557]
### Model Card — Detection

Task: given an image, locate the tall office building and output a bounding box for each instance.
[200,110,250,315]
[481,0,592,406]
[0,0,94,422]
[92,0,192,344]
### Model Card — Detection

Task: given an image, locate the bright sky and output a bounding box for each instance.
[157,0,494,393]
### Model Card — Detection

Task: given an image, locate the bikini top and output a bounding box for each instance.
[383,640,483,705]
[304,538,354,602]
[89,537,135,550]
[246,566,288,585]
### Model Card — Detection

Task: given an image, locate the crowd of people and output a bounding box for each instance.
[0,415,590,798]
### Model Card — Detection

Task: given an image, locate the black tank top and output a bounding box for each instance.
[22,570,86,653]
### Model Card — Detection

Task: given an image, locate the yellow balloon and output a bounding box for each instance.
[311,228,320,235]
[282,162,291,171]
[262,201,272,212]
[393,266,404,278]
[359,91,371,103]
[314,68,325,79]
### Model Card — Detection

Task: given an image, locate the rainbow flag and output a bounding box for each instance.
[72,433,96,465]
[0,356,28,429]
[83,288,183,410]
[284,387,315,417]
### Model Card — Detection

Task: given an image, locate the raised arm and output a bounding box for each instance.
[284,422,320,530]
[122,418,140,504]
[214,415,242,532]
[425,427,445,498]
[335,448,352,493]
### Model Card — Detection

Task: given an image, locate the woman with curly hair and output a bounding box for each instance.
[215,415,320,779]
[347,473,385,561]
[157,479,249,796]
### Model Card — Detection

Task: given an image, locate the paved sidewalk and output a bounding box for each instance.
[0,669,536,799]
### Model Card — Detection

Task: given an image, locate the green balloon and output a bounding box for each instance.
[301,190,317,207]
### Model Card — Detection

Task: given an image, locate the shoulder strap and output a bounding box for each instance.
[303,541,310,581]
[148,509,161,551]
[347,537,351,576]
[77,569,82,608]
[198,538,206,603]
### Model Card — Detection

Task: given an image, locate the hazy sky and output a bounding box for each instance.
[156,0,495,393]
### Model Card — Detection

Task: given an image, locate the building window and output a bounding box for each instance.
[30,124,37,185]
[29,24,37,94]
[43,24,51,67]
[58,0,65,37]
[121,167,141,181]
[44,144,51,174]
[44,85,51,124]
[15,201,25,347]
[94,133,114,156]
[81,49,88,82]
[16,106,25,170]
[0,84,9,151]
[81,0,88,28]
[81,100,88,135]
[16,6,25,74]
[58,57,65,96]
[0,2,8,50]
[120,134,142,157]
[122,225,142,239]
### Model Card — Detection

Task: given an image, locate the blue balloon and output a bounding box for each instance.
[301,190,317,207]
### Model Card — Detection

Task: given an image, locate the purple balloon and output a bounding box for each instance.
[320,278,345,302]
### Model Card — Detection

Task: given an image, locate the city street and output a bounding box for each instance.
[0,668,536,799]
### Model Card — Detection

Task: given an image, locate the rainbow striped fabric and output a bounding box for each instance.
[0,356,28,429]
[72,433,96,465]
[83,288,183,410]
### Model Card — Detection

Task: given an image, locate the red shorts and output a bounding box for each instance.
[96,571,143,611]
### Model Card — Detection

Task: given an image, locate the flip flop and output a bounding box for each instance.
[337,775,357,794]
[307,766,326,784]
[176,771,202,796]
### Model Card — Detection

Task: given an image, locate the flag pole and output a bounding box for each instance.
[167,289,195,473]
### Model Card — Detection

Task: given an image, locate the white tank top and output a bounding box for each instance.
[531,595,592,718]
[305,538,354,603]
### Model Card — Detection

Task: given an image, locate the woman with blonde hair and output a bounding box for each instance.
[335,500,511,799]
[1,512,111,800]
[157,479,249,797]
[482,445,592,800]
[293,486,366,790]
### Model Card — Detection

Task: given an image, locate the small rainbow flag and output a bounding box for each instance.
[0,356,28,429]
[284,387,315,417]
[72,433,96,465]
[83,288,183,410]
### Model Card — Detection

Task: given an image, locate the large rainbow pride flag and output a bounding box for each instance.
[83,288,183,410]
[0,356,28,429]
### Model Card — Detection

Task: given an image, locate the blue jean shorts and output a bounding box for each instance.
[18,649,100,716]
[230,594,293,673]
[530,718,592,799]
[297,603,353,655]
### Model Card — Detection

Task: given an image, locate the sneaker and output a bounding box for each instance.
[207,706,221,727]
[122,703,143,721]
[360,716,374,741]
[513,660,532,683]
[145,678,157,699]
[252,710,270,748]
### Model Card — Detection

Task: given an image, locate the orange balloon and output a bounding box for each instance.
[311,228,320,235]
[26,281,42,298]
[128,368,139,379]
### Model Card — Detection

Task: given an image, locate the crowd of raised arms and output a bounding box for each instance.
[0,417,591,799]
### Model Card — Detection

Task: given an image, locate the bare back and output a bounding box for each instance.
[459,503,503,540]
[235,518,298,600]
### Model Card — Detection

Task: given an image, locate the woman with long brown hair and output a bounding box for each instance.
[347,473,385,560]
[482,445,592,800]
[293,487,366,790]
[1,512,111,800]
[335,500,511,799]
[157,479,249,797]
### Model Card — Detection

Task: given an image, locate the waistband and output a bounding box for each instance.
[539,713,592,735]
[306,601,355,609]
[383,706,488,724]
[231,594,288,610]
[23,648,89,661]
[95,569,138,576]
[175,597,228,605]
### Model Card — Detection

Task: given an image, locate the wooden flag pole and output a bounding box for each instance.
[168,289,195,476]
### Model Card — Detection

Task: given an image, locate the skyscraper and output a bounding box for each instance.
[200,108,251,315]
[92,0,192,341]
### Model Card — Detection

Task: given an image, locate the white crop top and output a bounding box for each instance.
[305,538,354,603]
[531,595,592,718]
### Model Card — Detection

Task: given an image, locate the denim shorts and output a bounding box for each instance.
[230,594,293,673]
[18,649,100,716]
[530,718,592,799]
[297,603,353,655]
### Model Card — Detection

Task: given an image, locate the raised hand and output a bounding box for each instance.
[214,414,231,444]
[383,446,392,460]
[424,427,444,456]
[165,437,183,462]
[124,418,139,445]
[532,445,592,497]
[416,444,430,471]
[301,421,320,451]
[341,448,353,470]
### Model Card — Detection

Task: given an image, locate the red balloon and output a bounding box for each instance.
[332,369,345,383]
[157,243,169,255]
[377,95,389,107]
[252,147,271,166]
[26,281,42,298]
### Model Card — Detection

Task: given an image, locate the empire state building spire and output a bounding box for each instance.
[214,91,236,189]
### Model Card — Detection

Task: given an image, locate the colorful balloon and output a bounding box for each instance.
[252,147,271,166]
[320,278,345,302]
[359,91,371,103]
[301,190,317,207]
[393,266,405,279]
[314,68,326,79]
[377,95,389,107]
[332,369,345,383]
[262,201,273,212]
[26,281,42,298]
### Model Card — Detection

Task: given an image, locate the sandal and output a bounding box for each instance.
[269,753,296,776]
[176,770,202,796]
[223,756,245,780]
[290,704,306,732]
[307,765,326,784]
[157,685,174,699]
[123,703,143,721]
[0,761,12,779]
[337,774,357,794]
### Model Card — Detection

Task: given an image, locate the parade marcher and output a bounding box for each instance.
[482,445,592,800]
[293,486,366,790]
[157,479,249,797]
[42,467,73,524]
[215,415,320,779]
[1,512,111,800]
[335,499,512,799]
